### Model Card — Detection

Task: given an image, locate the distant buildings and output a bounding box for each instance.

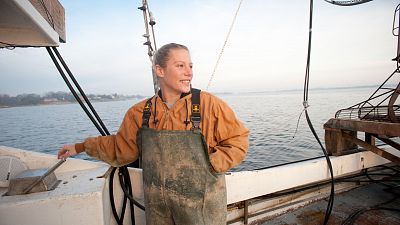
[0,92,146,107]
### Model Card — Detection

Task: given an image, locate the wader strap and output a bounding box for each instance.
[141,90,201,129]
[190,88,201,130]
[142,97,153,128]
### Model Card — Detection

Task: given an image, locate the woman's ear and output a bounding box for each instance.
[154,65,164,78]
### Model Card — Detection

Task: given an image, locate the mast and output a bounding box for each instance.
[138,0,159,94]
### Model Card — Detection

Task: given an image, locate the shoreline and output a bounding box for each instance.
[0,97,145,109]
[1,85,382,109]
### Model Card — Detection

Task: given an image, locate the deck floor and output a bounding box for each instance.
[262,182,400,225]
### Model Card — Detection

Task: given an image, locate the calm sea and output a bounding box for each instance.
[0,87,376,171]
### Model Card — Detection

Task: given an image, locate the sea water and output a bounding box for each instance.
[0,87,376,171]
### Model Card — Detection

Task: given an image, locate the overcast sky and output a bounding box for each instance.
[0,0,398,96]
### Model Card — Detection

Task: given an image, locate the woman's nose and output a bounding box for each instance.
[185,66,193,76]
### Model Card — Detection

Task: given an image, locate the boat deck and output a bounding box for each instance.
[263,182,400,225]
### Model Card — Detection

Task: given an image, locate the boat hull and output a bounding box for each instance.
[0,145,397,225]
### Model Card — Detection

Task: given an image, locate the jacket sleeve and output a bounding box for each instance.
[208,98,249,173]
[75,106,141,167]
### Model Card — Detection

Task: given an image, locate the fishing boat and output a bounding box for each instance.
[0,0,399,225]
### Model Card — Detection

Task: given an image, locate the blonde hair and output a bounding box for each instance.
[153,43,188,68]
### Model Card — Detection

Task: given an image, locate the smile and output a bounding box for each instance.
[181,80,191,84]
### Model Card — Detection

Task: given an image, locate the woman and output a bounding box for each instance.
[58,43,249,225]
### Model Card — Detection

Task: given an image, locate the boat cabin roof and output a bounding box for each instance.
[0,0,65,47]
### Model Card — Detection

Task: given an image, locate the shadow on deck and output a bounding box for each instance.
[263,182,400,225]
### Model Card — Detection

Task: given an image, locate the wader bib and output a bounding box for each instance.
[138,89,227,225]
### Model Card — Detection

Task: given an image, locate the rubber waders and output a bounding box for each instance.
[138,128,227,225]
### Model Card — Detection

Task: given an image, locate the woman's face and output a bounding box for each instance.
[156,48,193,98]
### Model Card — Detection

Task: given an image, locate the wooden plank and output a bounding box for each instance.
[365,133,375,146]
[0,0,60,47]
[342,132,400,164]
[29,0,65,42]
[324,128,357,156]
[324,118,400,137]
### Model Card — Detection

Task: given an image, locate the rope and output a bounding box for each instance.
[39,0,55,29]
[292,101,309,138]
[206,0,244,91]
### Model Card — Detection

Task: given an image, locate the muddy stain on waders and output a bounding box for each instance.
[138,127,227,225]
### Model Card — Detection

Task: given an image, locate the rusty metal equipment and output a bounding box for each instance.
[324,4,400,165]
[334,77,400,123]
[335,4,400,123]
[6,158,65,196]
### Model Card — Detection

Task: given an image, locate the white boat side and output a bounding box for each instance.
[0,145,397,225]
[0,146,145,225]
[226,146,397,204]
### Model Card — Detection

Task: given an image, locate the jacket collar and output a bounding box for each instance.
[157,89,191,102]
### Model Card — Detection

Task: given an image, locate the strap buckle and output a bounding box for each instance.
[190,115,201,131]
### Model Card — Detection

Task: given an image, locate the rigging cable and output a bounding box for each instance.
[302,1,335,224]
[206,0,244,91]
[45,46,144,225]
[46,47,107,136]
[302,0,375,224]
[51,47,111,135]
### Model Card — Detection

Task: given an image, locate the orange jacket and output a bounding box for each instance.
[75,91,249,172]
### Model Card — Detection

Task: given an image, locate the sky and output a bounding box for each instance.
[0,0,399,96]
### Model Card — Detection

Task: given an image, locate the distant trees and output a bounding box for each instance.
[0,94,41,107]
[43,91,76,102]
[0,92,144,107]
[0,94,13,106]
[18,94,42,105]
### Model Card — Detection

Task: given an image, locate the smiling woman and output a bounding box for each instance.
[154,43,193,106]
[58,42,250,225]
